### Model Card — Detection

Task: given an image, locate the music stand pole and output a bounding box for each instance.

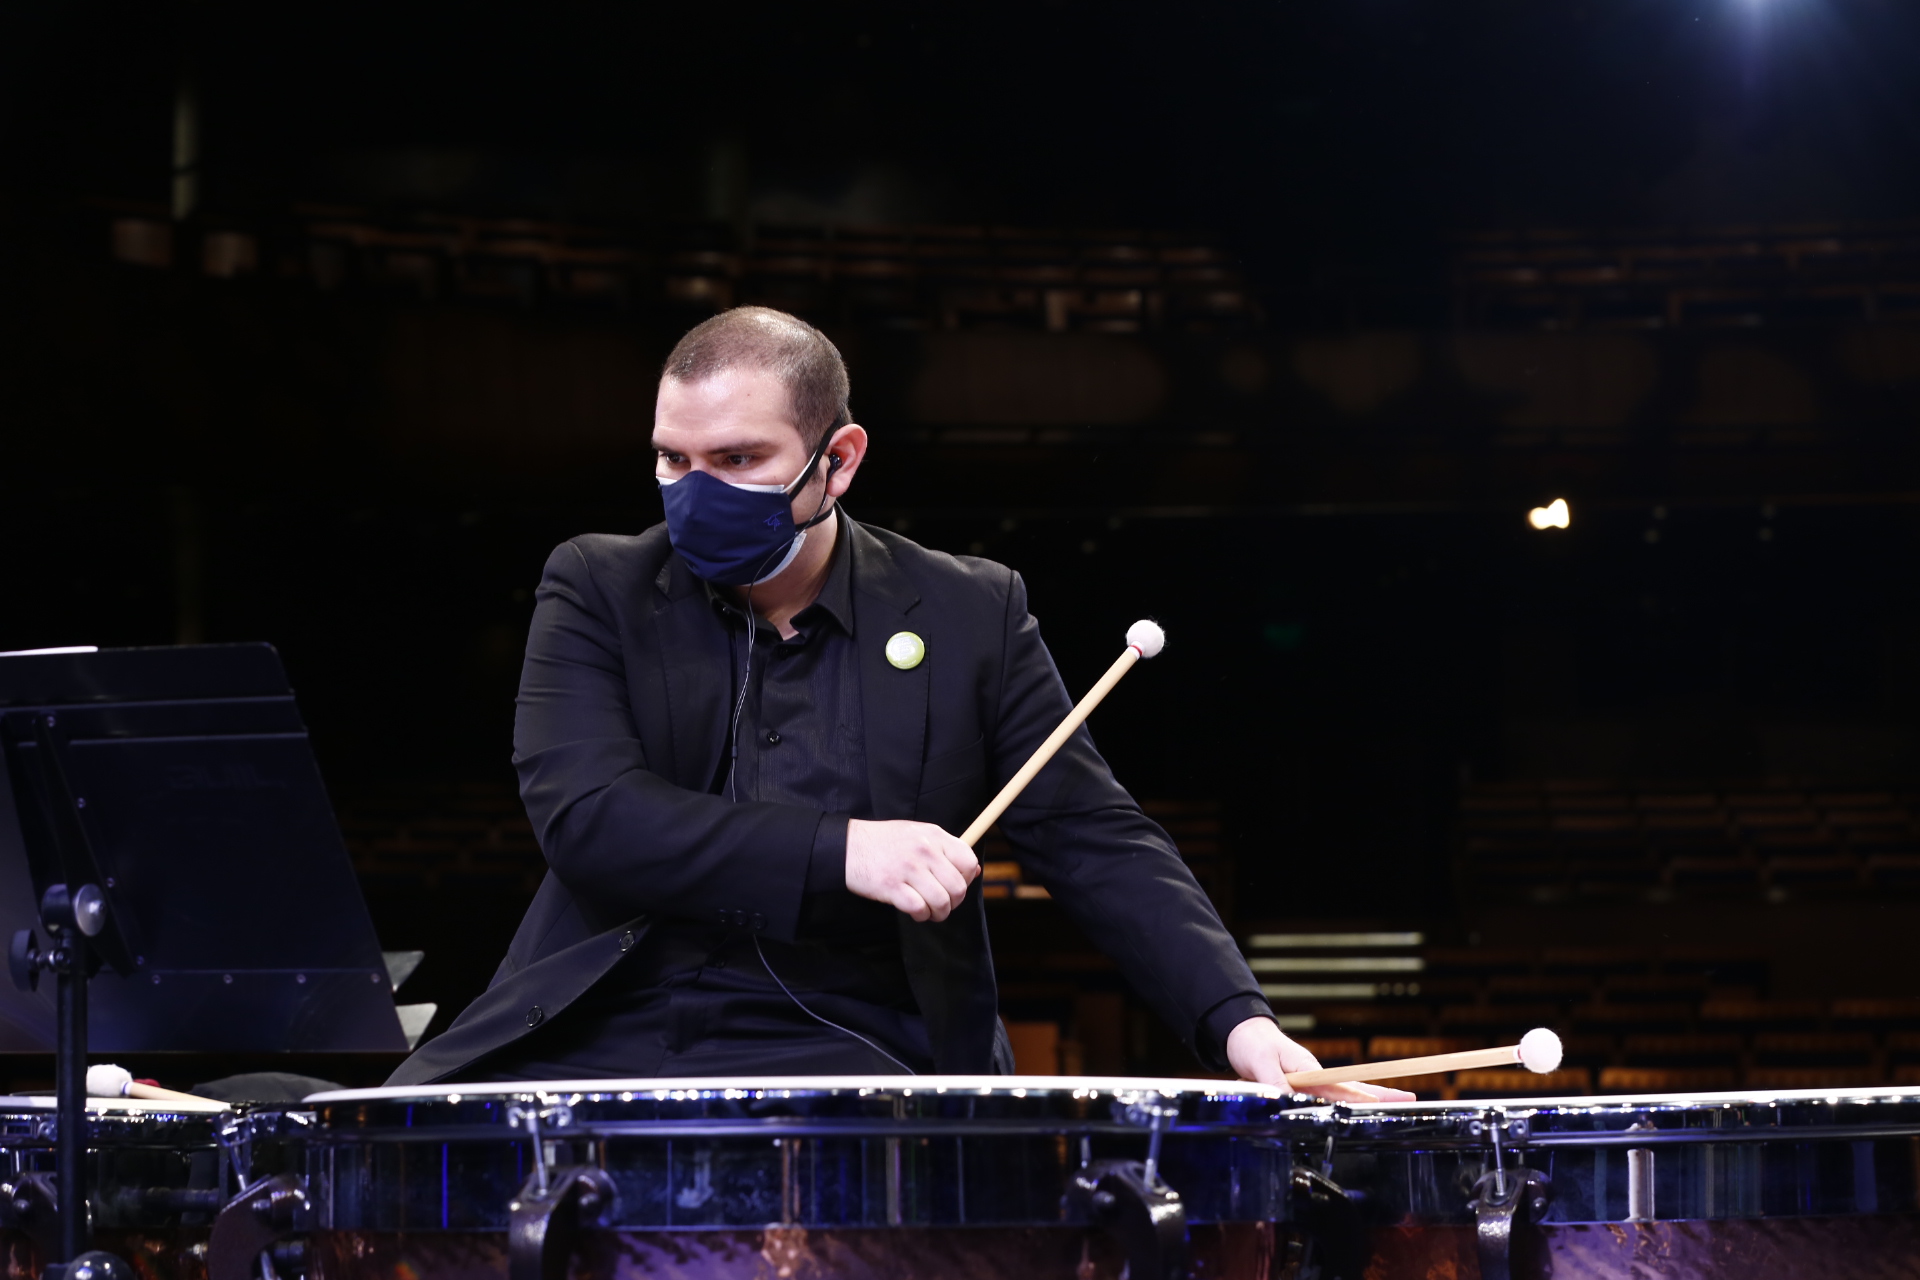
[9,882,116,1277]
[53,893,90,1263]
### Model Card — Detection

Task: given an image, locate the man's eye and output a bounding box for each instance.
[725,455,752,467]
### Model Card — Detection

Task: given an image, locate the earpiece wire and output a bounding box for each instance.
[719,427,910,1072]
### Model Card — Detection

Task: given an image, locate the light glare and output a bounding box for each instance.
[1528,498,1571,530]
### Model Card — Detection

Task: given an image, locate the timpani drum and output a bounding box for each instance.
[1330,1085,1920,1280]
[298,1076,1349,1280]
[0,1094,307,1280]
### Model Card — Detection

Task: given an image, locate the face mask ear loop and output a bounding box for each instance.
[783,419,840,500]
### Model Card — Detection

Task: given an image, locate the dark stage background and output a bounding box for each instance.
[5,0,1920,1089]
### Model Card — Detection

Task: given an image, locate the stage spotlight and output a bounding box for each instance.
[1527,498,1571,530]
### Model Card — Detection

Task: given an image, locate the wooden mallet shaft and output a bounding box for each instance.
[1284,1029,1562,1088]
[1285,1045,1526,1088]
[87,1063,221,1106]
[960,647,1142,847]
[123,1080,219,1105]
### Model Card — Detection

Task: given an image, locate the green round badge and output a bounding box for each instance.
[885,631,926,670]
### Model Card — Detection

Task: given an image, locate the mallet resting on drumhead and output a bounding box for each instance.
[959,620,1165,847]
[86,1063,219,1106]
[1283,1028,1563,1090]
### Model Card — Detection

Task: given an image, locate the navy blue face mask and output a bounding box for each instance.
[657,432,841,586]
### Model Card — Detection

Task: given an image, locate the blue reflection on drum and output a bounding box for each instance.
[1334,1087,1920,1225]
[304,1077,1323,1232]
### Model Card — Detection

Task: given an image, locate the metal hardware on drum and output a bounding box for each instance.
[1328,1088,1920,1279]
[208,1174,310,1280]
[0,1098,311,1280]
[1,1169,62,1264]
[1064,1160,1186,1280]
[500,1100,619,1280]
[299,1077,1343,1280]
[1456,1108,1555,1280]
[1624,1118,1655,1223]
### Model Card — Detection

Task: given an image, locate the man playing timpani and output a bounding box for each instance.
[387,306,1406,1102]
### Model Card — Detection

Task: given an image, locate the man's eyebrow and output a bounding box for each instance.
[649,437,779,454]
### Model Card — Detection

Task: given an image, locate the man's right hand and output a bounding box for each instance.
[846,819,981,922]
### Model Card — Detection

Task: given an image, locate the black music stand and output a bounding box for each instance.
[1,643,410,1269]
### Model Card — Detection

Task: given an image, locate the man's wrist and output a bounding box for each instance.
[1197,994,1277,1070]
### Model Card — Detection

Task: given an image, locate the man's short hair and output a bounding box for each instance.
[661,307,850,448]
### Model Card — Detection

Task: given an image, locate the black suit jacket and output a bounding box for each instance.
[388,519,1263,1085]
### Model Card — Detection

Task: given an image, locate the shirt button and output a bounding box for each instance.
[765,730,781,745]
[619,930,635,951]
[525,1006,544,1027]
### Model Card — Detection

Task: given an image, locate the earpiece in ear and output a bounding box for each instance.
[827,452,844,473]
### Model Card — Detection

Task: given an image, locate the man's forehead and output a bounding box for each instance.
[658,366,789,409]
[655,370,801,441]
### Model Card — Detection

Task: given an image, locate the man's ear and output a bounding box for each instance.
[825,424,868,497]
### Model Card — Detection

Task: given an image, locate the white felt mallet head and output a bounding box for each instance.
[1126,619,1165,659]
[1518,1027,1563,1074]
[87,1063,135,1098]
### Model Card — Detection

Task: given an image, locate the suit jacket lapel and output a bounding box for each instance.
[849,526,995,1071]
[651,555,732,792]
[851,524,928,819]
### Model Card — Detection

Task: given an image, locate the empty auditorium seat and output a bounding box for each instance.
[1487,974,1594,1005]
[1747,1067,1873,1089]
[1842,806,1918,837]
[1667,854,1760,893]
[1312,1005,1434,1038]
[1569,857,1660,895]
[1454,1067,1592,1096]
[1604,973,1711,1003]
[1866,854,1920,888]
[1621,1034,1743,1068]
[1750,1033,1876,1069]
[1636,792,1720,815]
[1560,1034,1617,1067]
[1368,1037,1485,1059]
[1541,947,1649,977]
[1884,1032,1920,1067]
[1764,853,1860,889]
[1570,1002,1694,1034]
[838,256,924,325]
[1699,999,1825,1034]
[1726,790,1806,813]
[1462,842,1562,895]
[1424,947,1535,979]
[1440,1004,1559,1036]
[1660,948,1769,989]
[1461,788,1545,815]
[1005,1021,1062,1074]
[1641,806,1728,837]
[1833,1000,1920,1035]
[1598,1067,1737,1092]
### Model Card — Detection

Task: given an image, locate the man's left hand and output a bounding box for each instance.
[1226,1017,1416,1103]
